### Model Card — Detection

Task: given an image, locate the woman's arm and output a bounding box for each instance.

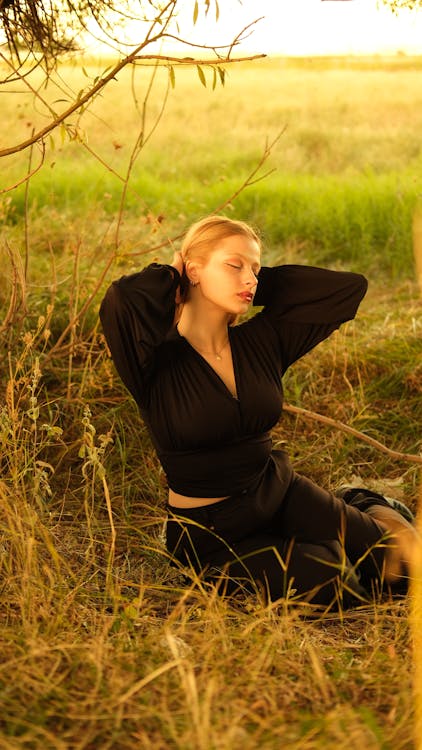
[253,264,368,371]
[99,262,181,404]
[254,265,368,322]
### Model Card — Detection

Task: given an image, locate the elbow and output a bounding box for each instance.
[359,273,368,293]
[99,282,120,330]
[355,273,368,303]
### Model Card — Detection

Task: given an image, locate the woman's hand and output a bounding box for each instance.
[171,251,184,277]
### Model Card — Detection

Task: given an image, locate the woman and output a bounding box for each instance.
[100,215,417,608]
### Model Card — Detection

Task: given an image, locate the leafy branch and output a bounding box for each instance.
[1,2,265,160]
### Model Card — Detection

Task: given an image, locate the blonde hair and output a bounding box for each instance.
[175,215,261,324]
[181,215,261,264]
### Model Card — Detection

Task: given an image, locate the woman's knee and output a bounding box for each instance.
[284,540,365,606]
[223,539,365,607]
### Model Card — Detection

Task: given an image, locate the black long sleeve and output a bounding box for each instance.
[100,262,367,402]
[99,261,368,495]
[99,263,180,403]
[253,265,368,370]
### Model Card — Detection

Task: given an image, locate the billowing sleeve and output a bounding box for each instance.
[253,265,368,371]
[99,263,180,404]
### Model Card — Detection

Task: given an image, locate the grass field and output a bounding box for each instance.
[3,54,422,274]
[1,55,422,748]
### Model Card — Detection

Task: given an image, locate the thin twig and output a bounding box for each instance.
[115,58,170,247]
[42,250,116,362]
[78,141,126,182]
[212,131,284,215]
[283,403,422,465]
[42,127,282,359]
[132,53,266,64]
[23,130,35,282]
[0,241,28,335]
[103,474,116,592]
[0,140,45,195]
[0,245,19,335]
[126,130,284,259]
[0,44,264,159]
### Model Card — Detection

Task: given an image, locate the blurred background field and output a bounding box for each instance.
[1,54,421,748]
[3,55,422,275]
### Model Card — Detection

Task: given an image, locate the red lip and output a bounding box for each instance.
[238,292,253,303]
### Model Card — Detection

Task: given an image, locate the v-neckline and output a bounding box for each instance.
[177,326,239,401]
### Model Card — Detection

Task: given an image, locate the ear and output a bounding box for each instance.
[185,259,202,286]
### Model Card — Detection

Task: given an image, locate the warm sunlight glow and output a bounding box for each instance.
[81,0,422,57]
[186,0,422,57]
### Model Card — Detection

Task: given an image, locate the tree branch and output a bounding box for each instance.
[40,128,282,359]
[0,33,160,157]
[0,140,45,194]
[132,53,266,65]
[0,48,264,159]
[283,403,422,466]
[125,130,284,259]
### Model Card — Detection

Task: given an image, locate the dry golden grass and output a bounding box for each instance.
[411,480,422,750]
[1,55,422,749]
[0,238,420,747]
[413,200,422,297]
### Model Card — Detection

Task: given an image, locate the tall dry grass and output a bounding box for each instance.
[1,225,420,748]
[0,55,421,748]
[413,199,422,296]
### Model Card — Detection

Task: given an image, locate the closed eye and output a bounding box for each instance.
[226,263,241,270]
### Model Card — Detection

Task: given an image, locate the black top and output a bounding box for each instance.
[99,263,367,496]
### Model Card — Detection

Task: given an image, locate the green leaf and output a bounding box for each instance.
[217,67,225,86]
[169,65,175,89]
[197,65,206,87]
[215,0,219,21]
[212,67,217,90]
[193,0,199,24]
[124,603,139,621]
[27,406,39,421]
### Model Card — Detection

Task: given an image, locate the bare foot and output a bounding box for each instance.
[365,504,419,585]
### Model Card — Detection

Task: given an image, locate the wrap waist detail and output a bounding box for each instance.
[158,432,274,497]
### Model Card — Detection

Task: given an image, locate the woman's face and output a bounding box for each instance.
[192,234,261,317]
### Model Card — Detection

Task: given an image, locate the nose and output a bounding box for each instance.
[244,267,258,287]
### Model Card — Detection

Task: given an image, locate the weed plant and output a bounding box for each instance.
[0,56,421,748]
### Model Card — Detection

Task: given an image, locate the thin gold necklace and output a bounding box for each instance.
[192,338,229,361]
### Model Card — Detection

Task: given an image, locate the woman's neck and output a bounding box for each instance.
[177,302,230,352]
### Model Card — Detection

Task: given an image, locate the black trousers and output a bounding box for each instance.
[166,463,391,607]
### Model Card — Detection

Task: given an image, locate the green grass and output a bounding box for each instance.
[1,54,422,748]
[9,166,420,274]
[3,55,422,277]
